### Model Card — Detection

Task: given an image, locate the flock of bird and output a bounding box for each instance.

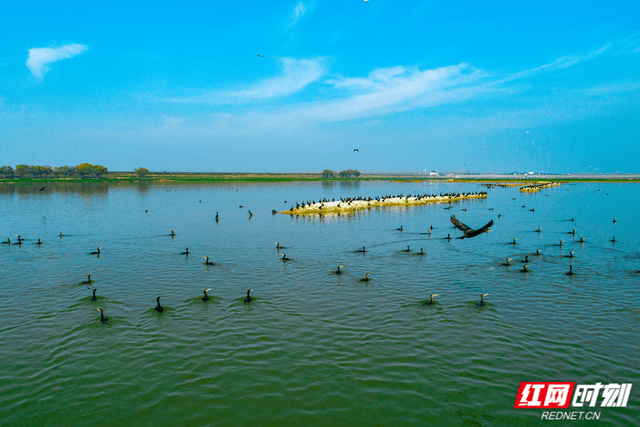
[2,188,626,324]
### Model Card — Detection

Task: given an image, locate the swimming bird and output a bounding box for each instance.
[181,248,189,255]
[509,238,517,245]
[446,234,451,241]
[417,248,425,256]
[16,235,24,242]
[424,294,438,306]
[476,294,489,307]
[280,253,290,261]
[535,227,542,233]
[450,216,493,239]
[275,242,286,250]
[81,275,93,285]
[202,288,211,302]
[535,249,542,256]
[97,308,108,324]
[396,225,403,231]
[360,273,371,282]
[521,265,529,273]
[90,289,98,302]
[357,246,366,253]
[404,245,411,252]
[568,229,576,235]
[155,297,164,313]
[566,251,575,258]
[1,237,10,244]
[579,237,585,243]
[203,256,214,265]
[501,258,513,266]
[244,289,253,303]
[170,230,176,237]
[36,238,43,245]
[335,265,343,274]
[566,265,575,276]
[613,218,617,223]
[239,205,244,209]
[89,247,102,255]
[215,212,219,222]
[521,255,529,263]
[611,236,616,242]
[248,210,253,218]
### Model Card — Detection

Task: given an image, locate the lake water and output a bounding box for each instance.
[1,180,638,426]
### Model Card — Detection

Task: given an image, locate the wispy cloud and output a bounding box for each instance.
[26,44,88,80]
[171,57,326,103]
[289,2,307,27]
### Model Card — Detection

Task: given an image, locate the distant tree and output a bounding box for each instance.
[0,166,15,177]
[352,170,361,177]
[54,166,77,177]
[15,164,31,177]
[321,169,336,178]
[338,169,361,178]
[93,165,108,176]
[135,167,149,177]
[76,163,94,176]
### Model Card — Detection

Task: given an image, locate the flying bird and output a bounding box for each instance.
[449,215,493,239]
[353,149,359,152]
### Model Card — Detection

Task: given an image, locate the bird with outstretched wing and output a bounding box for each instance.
[450,215,493,239]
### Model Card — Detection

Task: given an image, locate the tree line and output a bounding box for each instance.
[321,169,361,178]
[0,163,109,178]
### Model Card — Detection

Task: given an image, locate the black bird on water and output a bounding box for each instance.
[568,229,576,235]
[36,238,43,245]
[244,289,253,303]
[202,288,211,302]
[521,255,529,263]
[450,216,493,239]
[611,236,616,243]
[203,256,214,265]
[565,251,575,258]
[82,275,93,285]
[248,210,253,218]
[534,249,542,256]
[215,212,219,222]
[521,265,530,273]
[335,265,343,274]
[417,248,425,256]
[566,265,575,276]
[90,289,98,302]
[181,248,189,255]
[396,225,403,231]
[170,230,176,237]
[97,308,108,324]
[613,218,617,223]
[476,294,489,307]
[424,294,438,306]
[360,273,371,282]
[535,227,542,233]
[280,254,290,261]
[16,235,25,242]
[501,258,513,266]
[155,297,164,313]
[579,237,585,243]
[509,238,517,245]
[357,246,366,253]
[446,234,451,241]
[89,247,102,255]
[1,237,10,244]
[403,245,411,252]
[275,242,286,250]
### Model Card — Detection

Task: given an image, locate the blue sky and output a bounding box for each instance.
[1,0,639,173]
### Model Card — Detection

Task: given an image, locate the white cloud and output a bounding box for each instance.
[171,57,326,103]
[26,44,88,80]
[289,2,307,27]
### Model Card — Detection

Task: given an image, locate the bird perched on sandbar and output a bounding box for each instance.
[450,215,493,239]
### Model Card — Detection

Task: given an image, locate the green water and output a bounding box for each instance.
[0,181,638,426]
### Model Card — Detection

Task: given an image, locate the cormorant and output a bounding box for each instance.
[566,265,575,276]
[97,308,108,324]
[81,275,93,285]
[239,205,244,209]
[417,248,425,256]
[509,238,517,245]
[280,254,290,261]
[1,237,10,244]
[536,227,542,233]
[521,255,529,263]
[611,236,616,242]
[446,234,451,241]
[248,210,253,218]
[357,246,366,253]
[181,248,189,255]
[36,238,43,245]
[404,245,411,252]
[16,235,24,242]
[521,265,529,273]
[424,294,438,306]
[202,288,211,302]
[89,247,102,255]
[360,273,371,282]
[568,229,576,235]
[566,251,575,258]
[535,250,542,256]
[396,225,403,231]
[476,294,489,307]
[90,289,98,302]
[155,297,164,313]
[170,230,176,236]
[450,216,493,239]
[501,258,513,266]
[579,237,585,243]
[613,218,617,223]
[335,265,343,274]
[215,212,219,222]
[244,289,253,303]
[203,256,214,265]
[275,242,286,250]
[558,240,565,246]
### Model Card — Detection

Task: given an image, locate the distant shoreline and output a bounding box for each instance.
[1,172,639,184]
